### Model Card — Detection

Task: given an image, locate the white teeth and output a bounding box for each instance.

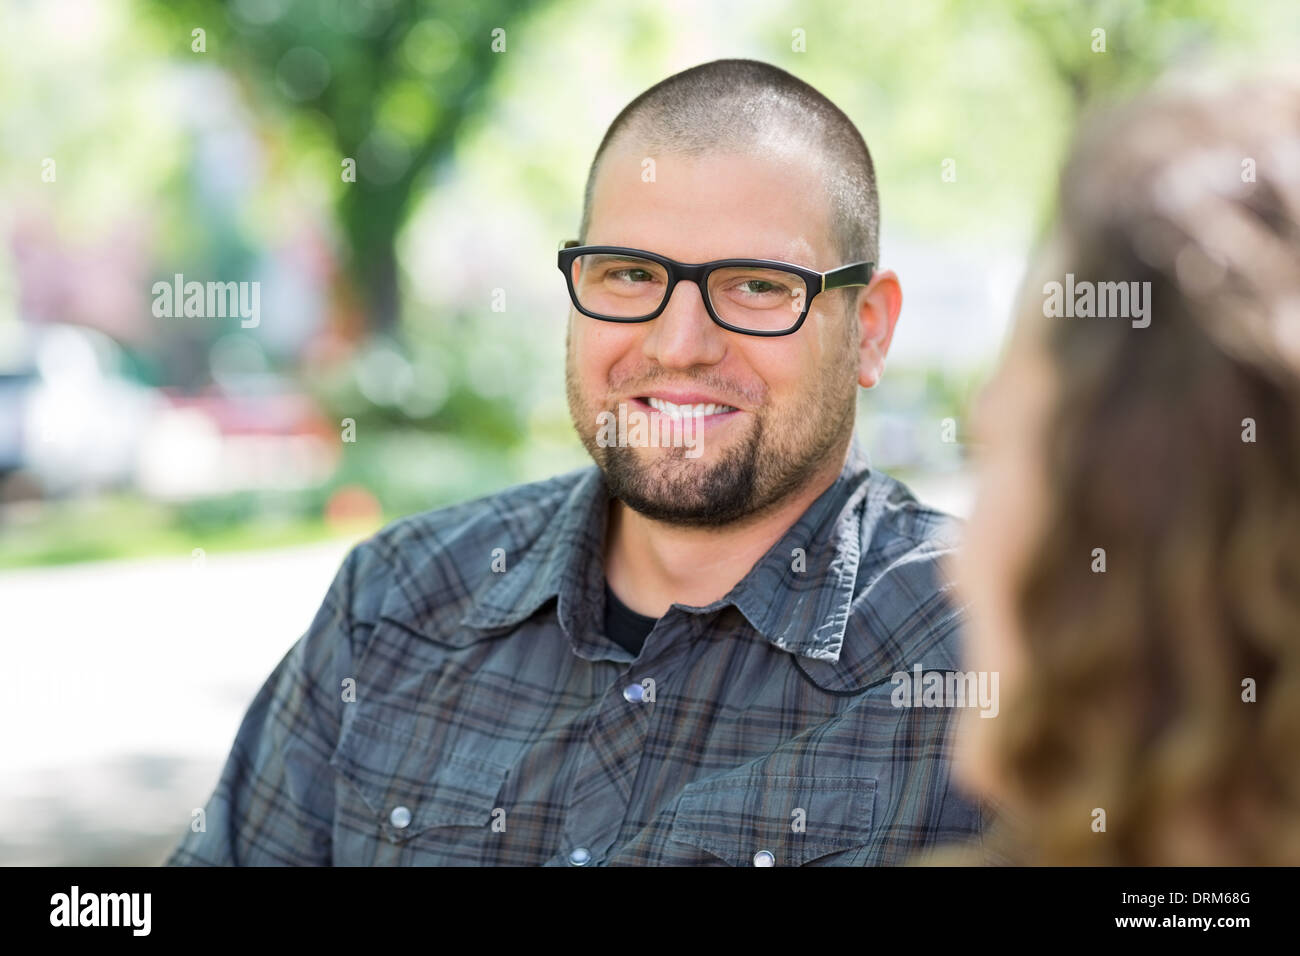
[645,397,737,418]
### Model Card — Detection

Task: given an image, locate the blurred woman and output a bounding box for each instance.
[948,72,1300,865]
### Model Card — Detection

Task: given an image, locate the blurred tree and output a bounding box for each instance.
[783,0,1277,246]
[1006,0,1253,112]
[997,0,1260,246]
[145,0,546,332]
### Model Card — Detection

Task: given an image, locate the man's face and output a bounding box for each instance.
[565,139,861,526]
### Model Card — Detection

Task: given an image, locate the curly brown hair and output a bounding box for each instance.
[958,74,1300,866]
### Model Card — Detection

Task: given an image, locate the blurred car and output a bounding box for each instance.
[0,322,160,499]
[136,384,338,500]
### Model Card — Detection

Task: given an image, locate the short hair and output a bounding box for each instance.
[577,58,880,271]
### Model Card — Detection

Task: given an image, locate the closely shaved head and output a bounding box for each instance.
[578,58,880,272]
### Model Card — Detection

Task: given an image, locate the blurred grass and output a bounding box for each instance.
[0,494,358,569]
[0,431,558,568]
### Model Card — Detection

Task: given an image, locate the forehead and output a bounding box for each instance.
[587,138,834,268]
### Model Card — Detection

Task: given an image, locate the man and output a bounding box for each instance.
[167,58,986,866]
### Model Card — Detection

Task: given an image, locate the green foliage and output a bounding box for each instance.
[0,495,339,568]
[142,0,546,329]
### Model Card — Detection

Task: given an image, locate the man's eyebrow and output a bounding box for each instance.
[585,250,817,267]
[582,253,660,268]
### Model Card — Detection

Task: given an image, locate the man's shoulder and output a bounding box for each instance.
[858,468,963,563]
[336,463,597,624]
[376,463,592,549]
[846,468,967,671]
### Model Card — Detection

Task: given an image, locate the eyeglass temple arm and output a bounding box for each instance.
[822,262,874,292]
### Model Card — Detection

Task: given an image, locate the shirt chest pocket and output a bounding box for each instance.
[329,712,510,850]
[668,771,876,866]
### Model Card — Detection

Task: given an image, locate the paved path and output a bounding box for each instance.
[0,539,355,864]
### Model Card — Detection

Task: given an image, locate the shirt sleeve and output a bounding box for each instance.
[164,546,361,866]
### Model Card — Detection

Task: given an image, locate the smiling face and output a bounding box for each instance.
[565,139,865,526]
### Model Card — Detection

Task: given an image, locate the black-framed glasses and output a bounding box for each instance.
[557,241,874,337]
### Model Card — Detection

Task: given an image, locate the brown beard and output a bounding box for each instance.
[565,340,857,528]
[592,411,767,526]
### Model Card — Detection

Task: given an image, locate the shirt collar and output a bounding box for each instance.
[458,464,607,640]
[718,438,871,662]
[399,438,872,664]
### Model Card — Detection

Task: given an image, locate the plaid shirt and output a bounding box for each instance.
[167,437,989,866]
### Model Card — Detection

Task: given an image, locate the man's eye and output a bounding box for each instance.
[732,278,794,299]
[610,268,653,282]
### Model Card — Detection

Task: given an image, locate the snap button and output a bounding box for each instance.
[389,805,412,829]
[568,846,592,866]
[752,850,775,866]
[623,683,644,702]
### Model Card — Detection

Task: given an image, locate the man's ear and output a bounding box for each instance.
[855,269,902,389]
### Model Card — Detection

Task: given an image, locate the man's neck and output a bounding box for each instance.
[602,442,851,618]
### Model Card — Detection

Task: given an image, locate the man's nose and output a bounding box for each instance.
[641,279,727,369]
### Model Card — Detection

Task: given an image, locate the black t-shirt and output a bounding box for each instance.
[603,582,658,656]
